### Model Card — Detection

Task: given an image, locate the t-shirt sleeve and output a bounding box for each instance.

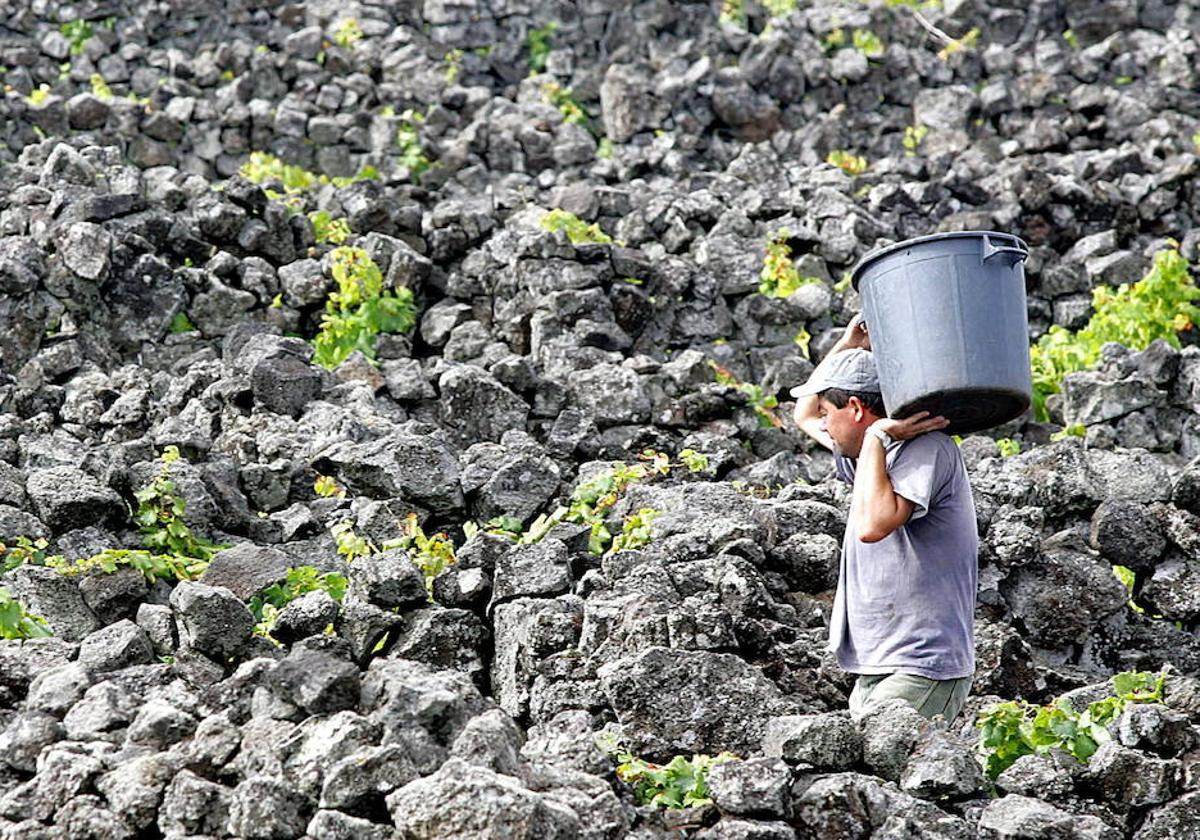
[886,436,944,521]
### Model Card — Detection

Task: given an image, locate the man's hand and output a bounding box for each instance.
[871,411,949,442]
[834,313,871,352]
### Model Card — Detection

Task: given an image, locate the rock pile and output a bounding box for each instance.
[2,0,1200,838]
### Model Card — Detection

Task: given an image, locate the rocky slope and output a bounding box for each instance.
[2,0,1200,838]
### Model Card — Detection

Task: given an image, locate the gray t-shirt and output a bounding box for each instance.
[829,431,978,680]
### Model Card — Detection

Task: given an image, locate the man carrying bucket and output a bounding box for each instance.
[791,315,979,724]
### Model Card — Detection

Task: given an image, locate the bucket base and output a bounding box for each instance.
[890,388,1031,437]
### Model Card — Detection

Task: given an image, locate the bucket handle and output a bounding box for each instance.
[981,234,1028,264]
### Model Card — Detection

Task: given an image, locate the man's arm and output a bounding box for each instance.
[853,413,949,542]
[793,316,870,450]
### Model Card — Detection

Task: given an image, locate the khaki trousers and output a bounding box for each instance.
[848,672,973,724]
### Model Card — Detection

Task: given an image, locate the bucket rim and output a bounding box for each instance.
[850,230,1029,291]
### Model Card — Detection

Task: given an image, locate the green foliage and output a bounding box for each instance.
[332,520,375,562]
[90,74,112,100]
[332,18,363,49]
[26,85,50,106]
[308,211,351,245]
[976,671,1166,778]
[609,508,662,553]
[852,29,885,57]
[168,312,196,333]
[313,475,347,498]
[678,449,710,473]
[1112,564,1144,614]
[602,737,739,809]
[133,446,226,563]
[759,228,820,297]
[1,536,54,575]
[542,82,590,131]
[718,0,746,27]
[1030,248,1199,420]
[1049,423,1087,442]
[794,327,812,360]
[49,548,209,584]
[526,22,557,73]
[596,137,615,160]
[392,513,456,595]
[312,247,417,370]
[995,438,1021,457]
[396,109,433,182]
[710,361,782,428]
[762,0,798,17]
[239,152,379,199]
[444,48,463,84]
[249,566,348,642]
[0,588,51,640]
[541,209,613,245]
[1115,75,1133,86]
[903,124,928,156]
[1063,29,1080,49]
[826,149,868,176]
[60,19,94,56]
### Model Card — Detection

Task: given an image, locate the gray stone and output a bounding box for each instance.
[388,607,488,680]
[227,777,311,840]
[93,752,180,834]
[439,365,530,443]
[794,772,973,839]
[1116,702,1197,756]
[62,681,136,739]
[0,236,45,294]
[600,63,668,142]
[913,85,978,131]
[859,699,927,782]
[307,809,397,840]
[77,566,149,625]
[1000,548,1128,648]
[3,565,99,642]
[763,712,862,771]
[567,364,651,425]
[252,353,324,418]
[600,647,790,756]
[361,658,489,750]
[25,663,90,717]
[77,620,154,673]
[200,542,290,600]
[268,648,361,715]
[1088,499,1165,572]
[421,301,473,348]
[157,769,231,837]
[995,754,1077,800]
[350,547,428,609]
[57,222,112,281]
[1133,790,1200,840]
[169,581,255,660]
[126,699,197,748]
[977,794,1120,839]
[0,712,64,773]
[278,258,329,308]
[136,603,176,656]
[491,540,572,607]
[273,589,340,644]
[1080,741,1178,809]
[319,743,424,811]
[1141,555,1200,622]
[898,731,986,800]
[386,758,581,839]
[1061,372,1162,426]
[707,757,791,819]
[317,432,464,514]
[25,466,122,531]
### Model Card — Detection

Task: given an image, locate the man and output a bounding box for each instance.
[791,315,978,723]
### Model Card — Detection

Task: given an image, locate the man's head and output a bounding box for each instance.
[791,348,886,457]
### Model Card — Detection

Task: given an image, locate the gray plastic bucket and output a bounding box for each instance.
[850,231,1032,436]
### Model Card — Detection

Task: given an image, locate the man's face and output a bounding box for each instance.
[817,395,870,458]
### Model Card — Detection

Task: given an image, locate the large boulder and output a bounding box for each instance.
[599,646,792,757]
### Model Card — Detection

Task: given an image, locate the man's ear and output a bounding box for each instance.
[847,396,865,422]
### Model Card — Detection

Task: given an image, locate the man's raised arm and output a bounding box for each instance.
[792,315,871,450]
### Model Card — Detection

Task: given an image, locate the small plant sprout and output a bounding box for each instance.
[937,27,980,61]
[719,0,746,27]
[541,82,589,130]
[59,19,94,56]
[678,449,709,473]
[710,361,783,428]
[903,124,928,156]
[332,18,363,49]
[308,210,351,245]
[168,312,196,333]
[759,228,819,297]
[540,209,613,245]
[26,85,51,106]
[312,247,417,370]
[1063,29,1079,49]
[526,21,557,73]
[826,149,868,176]
[794,327,813,359]
[133,446,227,565]
[852,29,885,57]
[443,48,463,84]
[599,735,740,809]
[314,475,346,498]
[0,588,52,639]
[249,566,348,644]
[396,109,433,182]
[995,438,1021,457]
